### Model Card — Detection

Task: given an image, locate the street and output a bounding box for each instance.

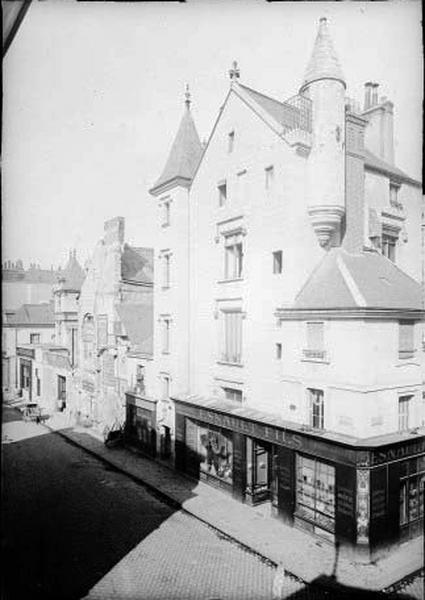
[1,406,277,600]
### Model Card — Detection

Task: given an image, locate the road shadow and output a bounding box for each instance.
[1,407,198,600]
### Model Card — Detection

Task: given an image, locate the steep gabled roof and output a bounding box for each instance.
[294,248,423,311]
[57,252,86,291]
[150,104,203,195]
[300,18,345,92]
[10,303,55,326]
[363,148,421,188]
[120,245,153,284]
[115,302,153,355]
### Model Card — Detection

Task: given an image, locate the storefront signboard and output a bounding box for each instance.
[371,438,425,466]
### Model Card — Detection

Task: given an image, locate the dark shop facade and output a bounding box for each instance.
[174,397,424,557]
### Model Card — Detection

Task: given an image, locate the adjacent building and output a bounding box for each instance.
[146,18,424,562]
[2,260,58,311]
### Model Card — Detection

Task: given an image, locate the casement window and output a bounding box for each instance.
[398,395,412,432]
[296,455,335,533]
[273,250,283,274]
[162,318,170,353]
[162,254,171,288]
[399,456,425,526]
[265,165,274,191]
[161,375,170,400]
[224,233,243,279]
[399,321,415,360]
[228,131,235,154]
[221,310,243,364]
[389,182,401,208]
[309,388,324,429]
[30,333,40,344]
[276,342,282,360]
[304,322,325,360]
[382,233,396,262]
[162,200,171,227]
[218,181,227,207]
[96,314,108,348]
[223,387,242,403]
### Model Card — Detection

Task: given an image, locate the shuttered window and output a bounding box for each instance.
[224,234,243,279]
[399,321,414,359]
[304,322,325,359]
[221,311,242,364]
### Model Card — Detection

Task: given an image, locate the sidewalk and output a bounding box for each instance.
[43,412,423,593]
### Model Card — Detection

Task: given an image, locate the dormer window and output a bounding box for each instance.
[228,131,235,153]
[382,232,397,262]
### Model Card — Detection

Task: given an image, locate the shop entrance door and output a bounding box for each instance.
[57,375,66,411]
[246,438,273,504]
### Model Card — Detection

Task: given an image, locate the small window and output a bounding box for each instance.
[309,388,324,429]
[390,182,401,208]
[265,165,274,191]
[304,322,325,360]
[221,310,243,364]
[399,321,414,360]
[218,181,227,207]
[276,343,282,360]
[382,233,396,262]
[162,318,170,353]
[162,254,171,288]
[30,333,40,344]
[162,375,170,400]
[228,131,235,154]
[162,200,171,227]
[398,395,412,432]
[224,234,243,279]
[224,387,242,403]
[273,250,282,274]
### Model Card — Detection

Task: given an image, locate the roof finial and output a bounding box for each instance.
[184,83,191,110]
[229,60,240,82]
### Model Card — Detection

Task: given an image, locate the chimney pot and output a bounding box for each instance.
[364,82,373,110]
[371,83,379,106]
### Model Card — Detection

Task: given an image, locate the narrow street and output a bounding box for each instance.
[1,406,276,600]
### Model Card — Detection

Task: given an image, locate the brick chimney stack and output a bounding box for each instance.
[362,81,394,164]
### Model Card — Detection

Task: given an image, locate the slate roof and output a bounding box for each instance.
[294,248,423,311]
[57,253,86,291]
[150,106,203,193]
[2,267,57,284]
[8,303,55,326]
[121,245,153,284]
[115,302,153,355]
[237,84,308,132]
[301,18,345,91]
[363,148,421,187]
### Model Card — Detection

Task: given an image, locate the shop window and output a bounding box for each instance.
[30,333,40,344]
[399,321,415,360]
[188,420,233,484]
[273,251,283,274]
[221,310,243,364]
[309,388,324,429]
[304,322,325,360]
[296,455,335,533]
[218,181,227,207]
[400,456,425,527]
[398,395,412,432]
[223,387,242,403]
[224,233,243,279]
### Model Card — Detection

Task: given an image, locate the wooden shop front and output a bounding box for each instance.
[174,397,424,554]
[125,392,158,457]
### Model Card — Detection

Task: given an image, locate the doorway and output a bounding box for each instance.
[58,375,66,411]
[246,438,273,504]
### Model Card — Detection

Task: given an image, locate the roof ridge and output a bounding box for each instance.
[238,83,285,107]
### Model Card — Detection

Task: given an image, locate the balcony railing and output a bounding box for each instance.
[302,349,327,361]
[281,94,312,134]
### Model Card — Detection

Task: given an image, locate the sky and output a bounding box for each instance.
[2,0,423,269]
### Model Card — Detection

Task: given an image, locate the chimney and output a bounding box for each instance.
[362,82,394,164]
[343,111,368,253]
[371,83,379,106]
[104,216,125,246]
[364,82,373,110]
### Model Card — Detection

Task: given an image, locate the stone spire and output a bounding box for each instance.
[150,85,203,195]
[300,17,345,93]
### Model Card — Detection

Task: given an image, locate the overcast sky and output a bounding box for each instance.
[2,0,422,269]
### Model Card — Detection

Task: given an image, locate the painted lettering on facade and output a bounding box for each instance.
[371,439,425,466]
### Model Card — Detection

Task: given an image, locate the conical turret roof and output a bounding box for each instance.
[58,251,85,292]
[150,94,202,194]
[300,18,345,92]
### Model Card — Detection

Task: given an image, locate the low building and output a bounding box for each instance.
[2,260,58,311]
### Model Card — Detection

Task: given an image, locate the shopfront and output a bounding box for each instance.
[174,397,424,556]
[17,346,35,401]
[125,392,158,457]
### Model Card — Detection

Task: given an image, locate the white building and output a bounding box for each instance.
[146,18,423,562]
